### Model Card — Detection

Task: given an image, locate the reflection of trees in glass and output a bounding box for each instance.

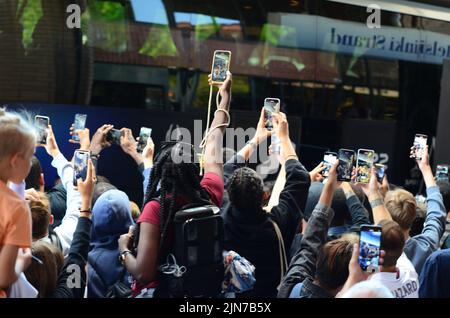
[82,0,128,52]
[193,74,249,108]
[248,24,304,73]
[139,25,178,57]
[195,15,220,42]
[16,0,43,53]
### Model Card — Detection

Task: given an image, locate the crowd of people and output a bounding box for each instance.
[1,72,449,299]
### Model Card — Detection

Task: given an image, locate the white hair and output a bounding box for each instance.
[340,280,394,298]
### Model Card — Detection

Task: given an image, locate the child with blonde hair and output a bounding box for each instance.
[0,108,37,297]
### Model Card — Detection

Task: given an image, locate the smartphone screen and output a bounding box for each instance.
[211,50,231,83]
[375,163,386,183]
[106,129,122,145]
[356,149,374,183]
[436,164,449,182]
[73,150,90,187]
[359,225,382,273]
[72,114,87,142]
[264,98,280,131]
[322,152,338,179]
[337,149,355,182]
[35,116,49,145]
[137,127,152,153]
[413,134,427,160]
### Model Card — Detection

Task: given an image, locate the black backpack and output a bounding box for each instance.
[155,202,225,298]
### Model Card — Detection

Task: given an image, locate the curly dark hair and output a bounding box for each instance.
[227,167,264,212]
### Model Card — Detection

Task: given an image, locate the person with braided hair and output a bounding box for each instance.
[118,73,232,298]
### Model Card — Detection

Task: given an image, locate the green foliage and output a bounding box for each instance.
[17,0,43,53]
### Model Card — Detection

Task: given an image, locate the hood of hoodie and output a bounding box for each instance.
[90,189,134,250]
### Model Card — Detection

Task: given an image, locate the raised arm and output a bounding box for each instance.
[415,145,446,250]
[141,137,155,197]
[120,128,143,167]
[277,160,338,298]
[52,159,96,298]
[89,124,114,171]
[269,112,310,241]
[340,182,370,227]
[360,168,392,224]
[204,72,232,179]
[45,126,82,255]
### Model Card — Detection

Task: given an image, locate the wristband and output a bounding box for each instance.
[79,209,92,214]
[369,198,384,209]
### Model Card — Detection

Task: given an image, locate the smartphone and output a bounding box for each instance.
[73,150,90,187]
[359,225,382,273]
[322,151,338,179]
[34,115,50,145]
[72,114,87,142]
[211,50,231,84]
[137,127,152,153]
[106,128,122,145]
[412,134,427,161]
[374,163,386,183]
[264,98,281,131]
[337,149,355,182]
[436,164,449,182]
[356,149,375,183]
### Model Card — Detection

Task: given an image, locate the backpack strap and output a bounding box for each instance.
[271,220,288,289]
[48,228,63,252]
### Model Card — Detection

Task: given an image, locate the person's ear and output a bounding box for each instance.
[9,153,19,168]
[49,214,54,225]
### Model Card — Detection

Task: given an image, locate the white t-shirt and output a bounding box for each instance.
[369,253,419,298]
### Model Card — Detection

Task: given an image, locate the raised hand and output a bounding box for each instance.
[310,162,325,183]
[90,124,114,156]
[44,125,61,158]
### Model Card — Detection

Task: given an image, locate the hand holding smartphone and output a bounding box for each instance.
[35,115,50,146]
[73,150,90,187]
[436,164,449,182]
[374,164,386,183]
[211,50,231,85]
[106,128,122,145]
[356,149,375,183]
[322,151,338,181]
[337,149,355,182]
[359,225,382,273]
[137,127,152,153]
[411,134,427,161]
[72,114,87,142]
[263,98,281,131]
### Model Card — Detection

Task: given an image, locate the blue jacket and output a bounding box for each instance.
[419,249,450,298]
[88,190,134,298]
[404,186,447,274]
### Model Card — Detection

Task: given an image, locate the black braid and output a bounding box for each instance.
[142,149,171,208]
[138,142,213,265]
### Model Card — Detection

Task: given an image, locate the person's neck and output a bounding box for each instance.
[403,229,410,241]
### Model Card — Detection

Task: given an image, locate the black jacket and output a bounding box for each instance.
[51,217,92,298]
[277,202,334,298]
[221,156,310,297]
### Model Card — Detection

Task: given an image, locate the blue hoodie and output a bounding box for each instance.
[87,190,134,298]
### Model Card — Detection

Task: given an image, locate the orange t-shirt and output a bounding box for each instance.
[0,180,32,297]
[0,181,32,247]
